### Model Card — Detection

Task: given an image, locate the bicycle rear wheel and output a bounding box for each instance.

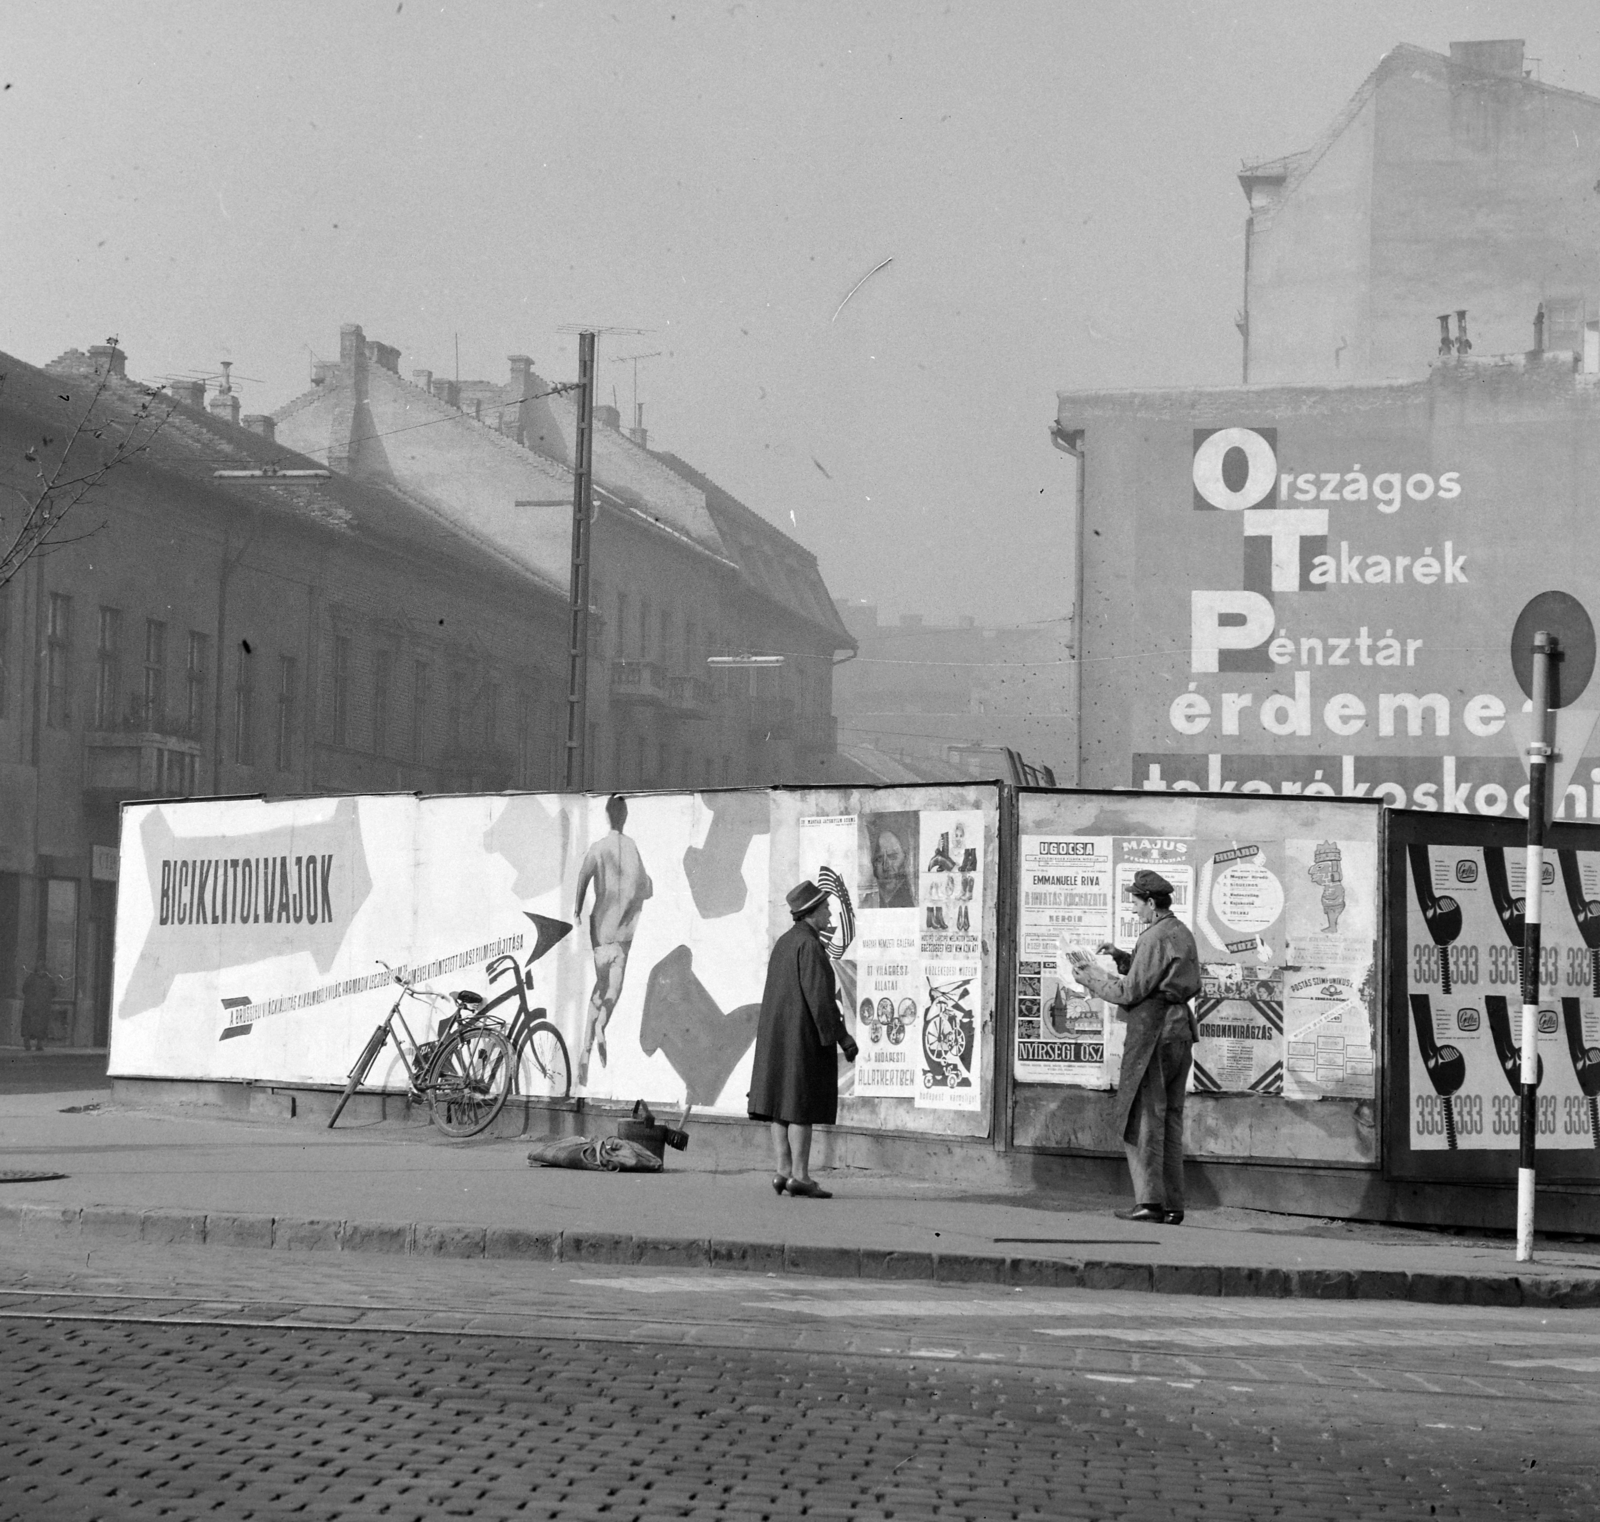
[428,1027,513,1138]
[519,1020,572,1100]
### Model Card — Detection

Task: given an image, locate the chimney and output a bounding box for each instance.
[365,340,400,373]
[412,369,433,392]
[207,362,241,427]
[88,343,127,379]
[430,378,460,409]
[628,402,649,448]
[167,379,206,409]
[508,354,534,396]
[311,360,338,386]
[339,323,366,368]
[241,415,276,443]
[1449,40,1526,78]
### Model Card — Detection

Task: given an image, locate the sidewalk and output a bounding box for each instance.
[2,1072,1598,1308]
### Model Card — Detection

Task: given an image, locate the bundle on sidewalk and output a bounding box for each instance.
[528,1100,692,1173]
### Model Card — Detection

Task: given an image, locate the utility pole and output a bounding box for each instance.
[563,331,598,790]
[1517,629,1556,1262]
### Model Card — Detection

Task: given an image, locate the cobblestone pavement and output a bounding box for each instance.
[0,1239,1595,1520]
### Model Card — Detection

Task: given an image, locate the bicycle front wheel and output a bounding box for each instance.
[519,1020,572,1100]
[428,1028,513,1138]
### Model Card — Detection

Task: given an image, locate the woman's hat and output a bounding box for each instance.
[787,879,829,917]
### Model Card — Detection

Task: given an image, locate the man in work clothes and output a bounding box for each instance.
[1066,869,1201,1225]
[574,794,653,1087]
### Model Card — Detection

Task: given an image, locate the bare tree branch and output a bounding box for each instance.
[0,342,178,589]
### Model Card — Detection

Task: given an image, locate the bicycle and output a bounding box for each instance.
[478,945,573,1101]
[327,963,516,1138]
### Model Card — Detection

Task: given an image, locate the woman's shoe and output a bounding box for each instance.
[785,1177,832,1199]
[772,1174,789,1195]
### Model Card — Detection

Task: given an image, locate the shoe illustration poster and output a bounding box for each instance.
[1405,840,1600,1151]
[918,810,984,960]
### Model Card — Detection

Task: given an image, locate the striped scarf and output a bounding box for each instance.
[817,865,855,962]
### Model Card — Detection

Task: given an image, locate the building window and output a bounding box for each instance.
[45,593,72,729]
[446,671,463,746]
[43,877,79,1002]
[373,649,392,755]
[233,646,255,765]
[331,634,351,747]
[95,607,121,729]
[143,618,167,730]
[276,655,297,772]
[185,632,208,739]
[0,585,10,719]
[411,661,429,763]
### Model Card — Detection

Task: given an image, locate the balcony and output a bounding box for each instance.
[84,722,203,802]
[610,659,673,707]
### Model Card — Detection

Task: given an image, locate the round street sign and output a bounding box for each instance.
[1511,591,1595,708]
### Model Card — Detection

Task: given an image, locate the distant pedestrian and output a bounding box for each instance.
[21,965,56,1053]
[748,879,858,1198]
[1066,869,1201,1225]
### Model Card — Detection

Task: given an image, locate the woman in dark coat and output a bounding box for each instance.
[748,880,858,1197]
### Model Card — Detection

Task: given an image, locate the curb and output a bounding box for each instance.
[4,1201,1598,1309]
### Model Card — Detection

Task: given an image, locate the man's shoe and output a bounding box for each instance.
[1113,1205,1166,1223]
[1164,1211,1184,1225]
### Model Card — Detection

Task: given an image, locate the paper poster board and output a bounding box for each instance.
[1388,809,1600,1180]
[111,783,998,1136]
[1012,794,1379,1101]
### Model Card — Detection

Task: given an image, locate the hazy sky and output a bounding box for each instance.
[5,1,1598,627]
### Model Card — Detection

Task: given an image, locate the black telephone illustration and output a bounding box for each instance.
[1409,994,1465,1151]
[1558,851,1600,998]
[1482,847,1528,992]
[1483,995,1544,1092]
[1408,844,1463,994]
[1561,997,1600,1150]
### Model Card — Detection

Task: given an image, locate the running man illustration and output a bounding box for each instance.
[574,794,653,1086]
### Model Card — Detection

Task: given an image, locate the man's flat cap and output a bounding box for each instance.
[1127,869,1174,899]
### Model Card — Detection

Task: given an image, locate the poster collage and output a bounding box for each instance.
[1405,842,1600,1152]
[799,808,986,1112]
[1014,832,1377,1100]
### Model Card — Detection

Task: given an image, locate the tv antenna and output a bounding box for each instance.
[613,351,662,433]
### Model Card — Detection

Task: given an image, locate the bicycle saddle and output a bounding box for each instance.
[454,990,484,1007]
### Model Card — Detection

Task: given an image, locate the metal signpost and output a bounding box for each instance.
[562,331,597,790]
[1518,630,1556,1262]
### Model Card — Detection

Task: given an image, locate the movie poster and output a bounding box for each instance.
[1192,964,1284,1094]
[1014,834,1114,1085]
